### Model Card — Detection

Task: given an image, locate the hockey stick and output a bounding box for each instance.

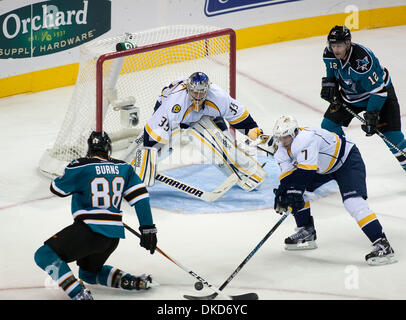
[123,223,257,300]
[342,104,406,157]
[184,209,292,300]
[155,172,239,202]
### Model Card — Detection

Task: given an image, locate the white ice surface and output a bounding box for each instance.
[0,26,405,300]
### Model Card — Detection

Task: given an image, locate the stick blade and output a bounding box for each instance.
[183,292,258,300]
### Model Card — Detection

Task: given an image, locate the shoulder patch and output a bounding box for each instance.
[349,44,372,73]
[172,104,181,113]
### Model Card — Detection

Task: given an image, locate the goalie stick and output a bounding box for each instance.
[155,172,239,202]
[184,209,292,300]
[123,223,258,300]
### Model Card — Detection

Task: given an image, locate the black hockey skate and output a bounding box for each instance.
[285,218,317,250]
[365,235,396,266]
[120,274,159,290]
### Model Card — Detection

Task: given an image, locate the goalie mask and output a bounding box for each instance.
[87,131,112,158]
[187,72,210,111]
[273,115,299,148]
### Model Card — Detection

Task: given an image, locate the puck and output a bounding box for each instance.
[194,281,204,291]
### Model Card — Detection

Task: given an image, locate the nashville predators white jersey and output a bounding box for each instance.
[144,78,252,144]
[274,127,355,180]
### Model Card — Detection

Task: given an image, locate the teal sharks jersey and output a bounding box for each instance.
[323,43,391,112]
[50,157,153,239]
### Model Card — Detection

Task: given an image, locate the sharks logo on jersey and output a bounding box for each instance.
[356,56,371,72]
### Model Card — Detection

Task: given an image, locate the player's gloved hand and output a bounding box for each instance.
[361,110,380,136]
[257,134,278,156]
[139,225,157,254]
[248,127,263,140]
[274,187,305,214]
[285,187,305,213]
[321,77,342,110]
[273,188,289,214]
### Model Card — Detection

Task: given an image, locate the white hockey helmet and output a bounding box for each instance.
[187,72,210,111]
[273,115,299,141]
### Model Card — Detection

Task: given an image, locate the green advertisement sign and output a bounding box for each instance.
[0,0,111,59]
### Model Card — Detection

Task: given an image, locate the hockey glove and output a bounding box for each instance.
[274,187,305,215]
[361,110,380,136]
[139,225,157,254]
[257,134,278,156]
[248,127,263,141]
[321,77,343,110]
[285,188,305,213]
[274,188,289,214]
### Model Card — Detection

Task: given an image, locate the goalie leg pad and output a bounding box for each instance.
[189,116,267,191]
[133,147,158,187]
[123,132,145,163]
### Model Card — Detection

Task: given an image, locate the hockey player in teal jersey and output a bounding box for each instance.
[320,26,406,172]
[34,131,158,300]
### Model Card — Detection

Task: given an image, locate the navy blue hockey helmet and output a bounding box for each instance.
[87,131,112,157]
[327,26,352,45]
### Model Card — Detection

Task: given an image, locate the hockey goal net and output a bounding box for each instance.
[39,25,236,178]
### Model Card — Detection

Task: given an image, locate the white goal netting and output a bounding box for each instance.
[39,25,235,178]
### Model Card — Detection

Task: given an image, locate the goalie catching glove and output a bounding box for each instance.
[247,127,263,140]
[256,134,278,156]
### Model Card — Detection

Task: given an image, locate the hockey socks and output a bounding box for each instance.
[360,220,384,243]
[79,265,154,290]
[34,244,84,299]
[292,202,312,227]
[79,265,123,288]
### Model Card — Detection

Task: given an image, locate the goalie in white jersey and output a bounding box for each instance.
[272,115,395,266]
[124,72,268,194]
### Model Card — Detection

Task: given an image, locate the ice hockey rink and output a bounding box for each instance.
[0,26,405,301]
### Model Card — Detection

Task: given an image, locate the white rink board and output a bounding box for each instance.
[1,0,405,78]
